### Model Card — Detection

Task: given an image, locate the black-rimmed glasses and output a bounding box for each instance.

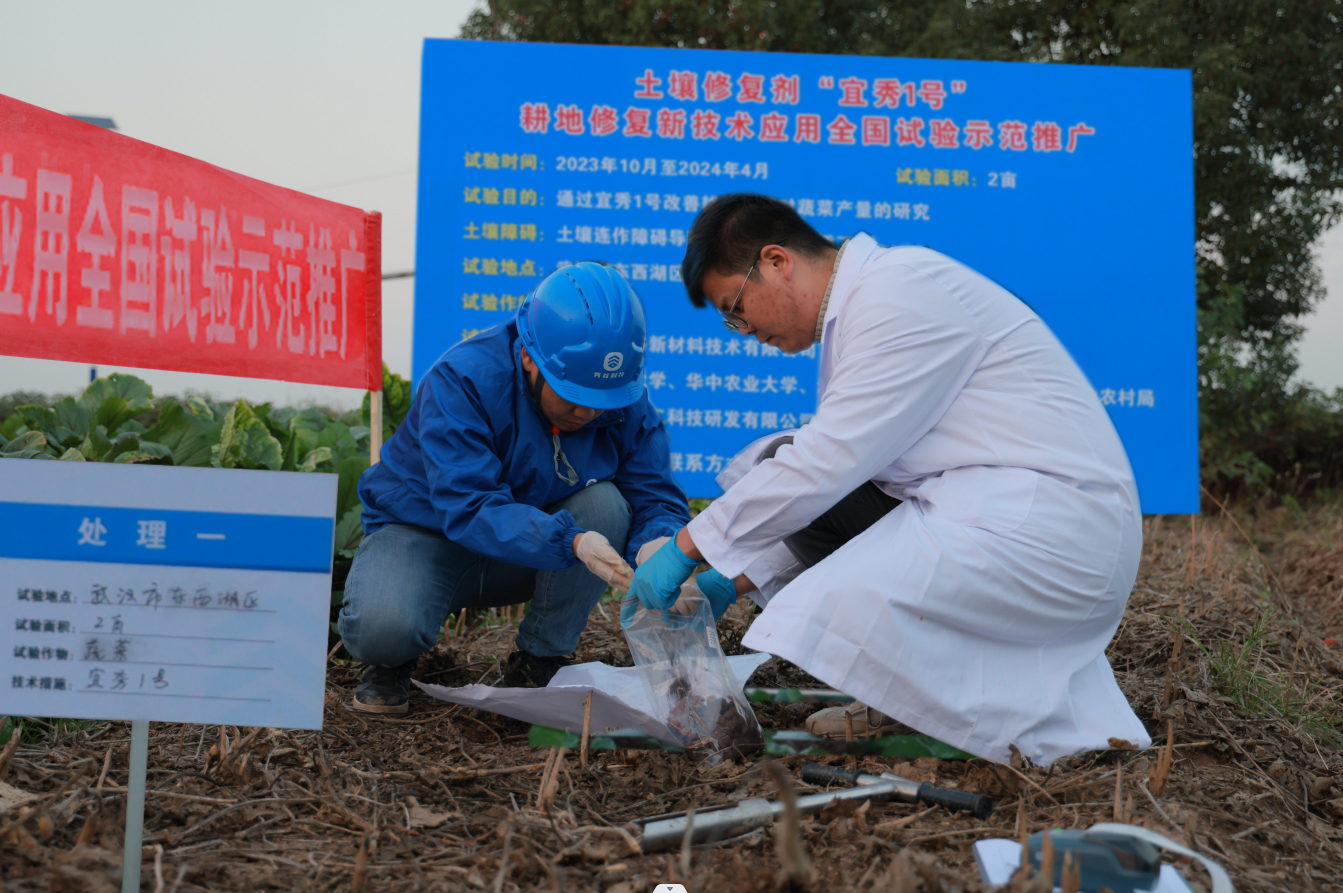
[720,254,758,332]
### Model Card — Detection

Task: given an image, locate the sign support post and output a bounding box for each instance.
[370,396,383,464]
[121,719,149,893]
[1,462,338,893]
[366,210,384,466]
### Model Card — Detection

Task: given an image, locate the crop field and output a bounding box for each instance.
[2,500,1342,892]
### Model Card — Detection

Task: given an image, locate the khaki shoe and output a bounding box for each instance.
[805,700,914,738]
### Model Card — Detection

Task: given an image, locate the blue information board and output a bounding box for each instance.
[415,40,1195,513]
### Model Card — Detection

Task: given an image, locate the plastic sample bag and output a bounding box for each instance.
[622,582,764,762]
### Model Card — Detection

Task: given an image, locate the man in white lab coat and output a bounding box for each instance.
[627,193,1150,764]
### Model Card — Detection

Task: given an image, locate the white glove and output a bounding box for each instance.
[575,531,634,592]
[636,535,672,567]
[669,581,705,616]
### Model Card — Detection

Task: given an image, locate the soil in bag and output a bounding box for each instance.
[623,583,764,763]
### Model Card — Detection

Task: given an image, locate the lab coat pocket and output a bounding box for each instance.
[912,465,1039,534]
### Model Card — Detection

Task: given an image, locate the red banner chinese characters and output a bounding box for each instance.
[0,93,381,390]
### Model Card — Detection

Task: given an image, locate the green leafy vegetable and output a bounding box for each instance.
[1,369,413,588]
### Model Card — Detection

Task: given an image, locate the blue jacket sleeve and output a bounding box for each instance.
[614,406,692,567]
[419,369,583,571]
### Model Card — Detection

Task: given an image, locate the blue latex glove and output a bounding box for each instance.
[628,537,698,611]
[619,568,736,627]
[695,569,736,621]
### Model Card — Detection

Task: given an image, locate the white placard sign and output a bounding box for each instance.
[1,461,337,729]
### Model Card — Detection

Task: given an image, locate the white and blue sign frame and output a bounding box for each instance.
[415,40,1195,513]
[0,461,336,729]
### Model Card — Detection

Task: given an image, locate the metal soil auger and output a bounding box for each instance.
[637,761,993,853]
[800,762,993,817]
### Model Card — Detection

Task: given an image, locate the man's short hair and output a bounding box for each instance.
[680,193,836,308]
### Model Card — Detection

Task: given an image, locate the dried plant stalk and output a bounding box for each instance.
[1113,761,1124,823]
[1150,722,1175,797]
[0,719,20,783]
[762,759,812,890]
[679,806,696,884]
[580,692,593,769]
[538,747,567,815]
[351,835,368,893]
[1027,831,1056,893]
[1060,850,1081,893]
[884,851,919,893]
[845,710,857,769]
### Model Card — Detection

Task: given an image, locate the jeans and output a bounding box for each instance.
[757,434,902,569]
[338,481,631,668]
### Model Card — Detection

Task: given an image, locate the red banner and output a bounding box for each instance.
[0,93,381,391]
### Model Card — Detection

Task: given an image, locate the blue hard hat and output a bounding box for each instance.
[516,262,647,410]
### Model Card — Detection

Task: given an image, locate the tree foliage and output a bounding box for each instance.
[961,1,1343,341]
[0,369,413,570]
[1198,275,1343,497]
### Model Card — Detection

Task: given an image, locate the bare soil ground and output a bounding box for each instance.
[4,503,1343,892]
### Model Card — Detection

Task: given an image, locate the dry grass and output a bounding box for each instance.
[4,504,1343,891]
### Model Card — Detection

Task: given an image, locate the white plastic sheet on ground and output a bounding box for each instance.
[414,653,772,746]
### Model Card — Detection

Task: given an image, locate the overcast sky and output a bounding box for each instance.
[2,1,1341,410]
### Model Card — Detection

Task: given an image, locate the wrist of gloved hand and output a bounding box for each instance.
[635,535,671,567]
[574,531,635,592]
[618,591,640,627]
[695,569,736,621]
[628,536,698,611]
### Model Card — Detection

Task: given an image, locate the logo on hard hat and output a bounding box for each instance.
[603,352,624,372]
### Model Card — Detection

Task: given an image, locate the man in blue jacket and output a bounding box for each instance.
[339,263,691,713]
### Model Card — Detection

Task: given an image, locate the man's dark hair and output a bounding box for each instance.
[680,193,835,308]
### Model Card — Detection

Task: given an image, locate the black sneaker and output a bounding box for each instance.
[501,650,572,688]
[352,659,417,714]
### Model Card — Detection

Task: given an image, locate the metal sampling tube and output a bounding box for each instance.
[640,777,913,853]
[802,762,994,819]
[639,763,994,853]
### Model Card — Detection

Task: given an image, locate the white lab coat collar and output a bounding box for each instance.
[820,232,879,340]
